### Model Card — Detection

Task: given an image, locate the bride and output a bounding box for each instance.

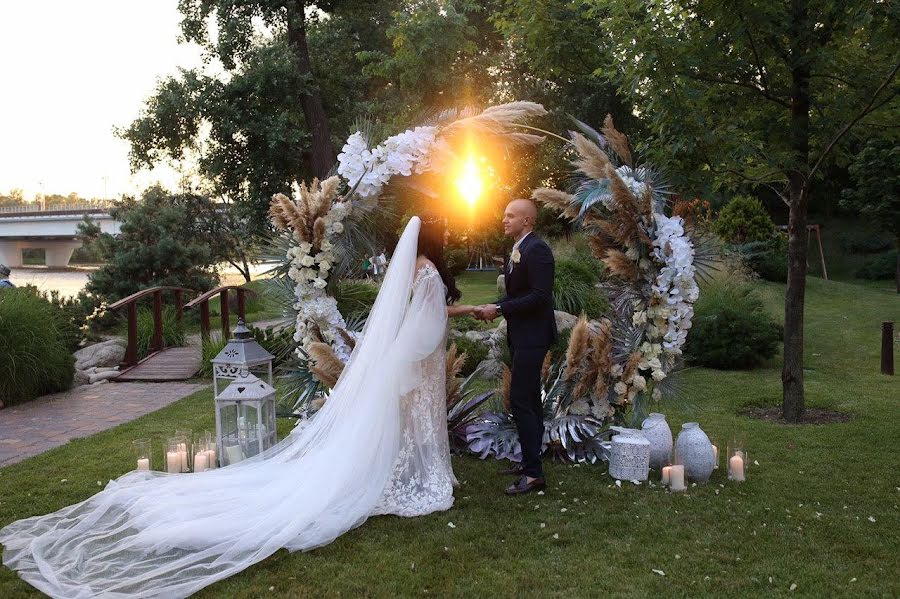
[0,215,477,598]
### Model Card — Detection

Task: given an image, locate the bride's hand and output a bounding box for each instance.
[447,304,475,318]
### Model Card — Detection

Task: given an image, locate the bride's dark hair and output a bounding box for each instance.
[417,213,462,304]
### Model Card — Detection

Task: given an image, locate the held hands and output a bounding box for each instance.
[473,304,499,322]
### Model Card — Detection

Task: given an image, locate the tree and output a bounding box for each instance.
[840,137,900,292]
[601,0,899,422]
[85,186,223,301]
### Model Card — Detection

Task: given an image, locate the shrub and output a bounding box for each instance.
[445,247,469,276]
[714,196,775,244]
[838,232,894,254]
[136,306,186,360]
[685,279,782,369]
[856,250,897,280]
[0,289,76,405]
[21,286,86,352]
[740,233,788,282]
[199,334,228,378]
[334,280,379,320]
[452,335,489,376]
[553,258,607,319]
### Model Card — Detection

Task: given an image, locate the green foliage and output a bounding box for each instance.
[0,289,75,405]
[199,334,228,378]
[334,280,379,321]
[715,196,775,244]
[553,258,607,319]
[444,246,469,277]
[855,250,897,280]
[840,138,900,240]
[136,306,186,360]
[741,233,789,283]
[838,232,894,254]
[451,335,489,376]
[85,187,221,302]
[685,279,782,369]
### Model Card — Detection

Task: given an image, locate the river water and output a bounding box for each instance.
[9,264,275,298]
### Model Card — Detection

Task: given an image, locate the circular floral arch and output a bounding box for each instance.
[269,103,706,428]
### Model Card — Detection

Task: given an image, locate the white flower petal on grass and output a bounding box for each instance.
[652,569,666,576]
[867,516,876,523]
[615,480,622,488]
[447,522,456,529]
[552,533,559,540]
[790,583,797,591]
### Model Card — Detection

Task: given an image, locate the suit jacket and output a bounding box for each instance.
[498,233,558,349]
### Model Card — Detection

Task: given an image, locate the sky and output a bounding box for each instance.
[0,1,208,201]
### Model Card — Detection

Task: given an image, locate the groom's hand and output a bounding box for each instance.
[476,304,499,321]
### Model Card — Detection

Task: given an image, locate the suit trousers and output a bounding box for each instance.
[509,345,549,478]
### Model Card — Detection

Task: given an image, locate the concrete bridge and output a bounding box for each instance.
[0,205,121,267]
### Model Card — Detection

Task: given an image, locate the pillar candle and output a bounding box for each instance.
[166,451,181,474]
[729,454,745,482]
[193,452,208,473]
[712,445,719,469]
[661,466,672,486]
[205,449,217,469]
[669,465,686,492]
[137,458,150,472]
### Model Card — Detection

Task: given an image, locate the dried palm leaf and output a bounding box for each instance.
[602,114,632,167]
[570,132,611,180]
[603,249,639,281]
[532,188,578,219]
[443,101,547,139]
[318,176,341,216]
[445,343,466,407]
[501,365,512,412]
[268,193,290,231]
[622,351,642,383]
[313,216,327,246]
[564,317,590,381]
[337,328,356,352]
[308,342,344,388]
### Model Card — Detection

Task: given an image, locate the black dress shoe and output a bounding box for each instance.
[497,464,525,476]
[504,475,546,496]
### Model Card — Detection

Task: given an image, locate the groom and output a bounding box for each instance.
[476,199,557,495]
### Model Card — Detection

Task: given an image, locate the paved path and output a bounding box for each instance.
[0,382,208,467]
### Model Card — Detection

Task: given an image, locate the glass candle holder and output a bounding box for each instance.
[727,444,747,482]
[660,450,673,486]
[204,438,219,470]
[133,439,152,471]
[175,430,192,473]
[669,448,687,492]
[166,438,182,473]
[710,438,720,470]
[192,433,210,473]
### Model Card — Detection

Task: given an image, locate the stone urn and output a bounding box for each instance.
[674,422,715,483]
[641,413,673,469]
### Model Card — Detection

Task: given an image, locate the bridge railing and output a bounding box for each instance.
[0,202,116,215]
[108,287,192,367]
[184,286,256,341]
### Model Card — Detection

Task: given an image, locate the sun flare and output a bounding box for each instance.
[455,156,484,208]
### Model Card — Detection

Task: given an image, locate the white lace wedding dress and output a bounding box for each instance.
[0,217,456,598]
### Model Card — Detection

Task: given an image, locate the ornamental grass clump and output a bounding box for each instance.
[0,289,75,405]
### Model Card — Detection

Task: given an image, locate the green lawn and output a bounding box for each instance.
[1,276,898,597]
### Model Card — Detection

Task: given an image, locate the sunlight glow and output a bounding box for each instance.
[455,155,484,208]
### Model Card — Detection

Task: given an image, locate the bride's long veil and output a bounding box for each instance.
[0,217,434,599]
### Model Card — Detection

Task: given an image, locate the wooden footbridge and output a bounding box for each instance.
[107,285,254,382]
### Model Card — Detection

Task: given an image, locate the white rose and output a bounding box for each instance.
[614,381,628,395]
[313,278,327,289]
[331,222,344,234]
[300,255,315,267]
[319,261,331,272]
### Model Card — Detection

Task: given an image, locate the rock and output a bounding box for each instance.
[72,370,91,387]
[448,330,465,340]
[74,340,126,371]
[464,330,490,343]
[555,310,578,332]
[475,358,505,379]
[92,379,109,386]
[88,370,120,384]
[93,366,120,374]
[497,274,506,297]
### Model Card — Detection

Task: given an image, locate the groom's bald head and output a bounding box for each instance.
[503,199,537,240]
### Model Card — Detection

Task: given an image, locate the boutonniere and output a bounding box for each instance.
[510,248,521,264]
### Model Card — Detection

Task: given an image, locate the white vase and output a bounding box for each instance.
[641,413,673,469]
[674,422,715,483]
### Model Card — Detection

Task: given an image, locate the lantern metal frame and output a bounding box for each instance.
[214,369,278,466]
[211,318,275,397]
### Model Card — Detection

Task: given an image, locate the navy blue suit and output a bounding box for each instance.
[498,233,557,478]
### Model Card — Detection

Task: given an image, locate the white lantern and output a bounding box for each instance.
[211,318,275,397]
[215,369,278,466]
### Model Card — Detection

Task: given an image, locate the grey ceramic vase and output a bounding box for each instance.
[674,422,715,483]
[641,413,673,469]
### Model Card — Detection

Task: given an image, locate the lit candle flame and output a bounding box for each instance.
[455,156,483,208]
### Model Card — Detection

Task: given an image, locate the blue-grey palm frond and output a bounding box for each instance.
[568,115,607,148]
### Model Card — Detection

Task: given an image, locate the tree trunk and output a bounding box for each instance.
[895,235,899,294]
[286,1,335,179]
[782,0,811,423]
